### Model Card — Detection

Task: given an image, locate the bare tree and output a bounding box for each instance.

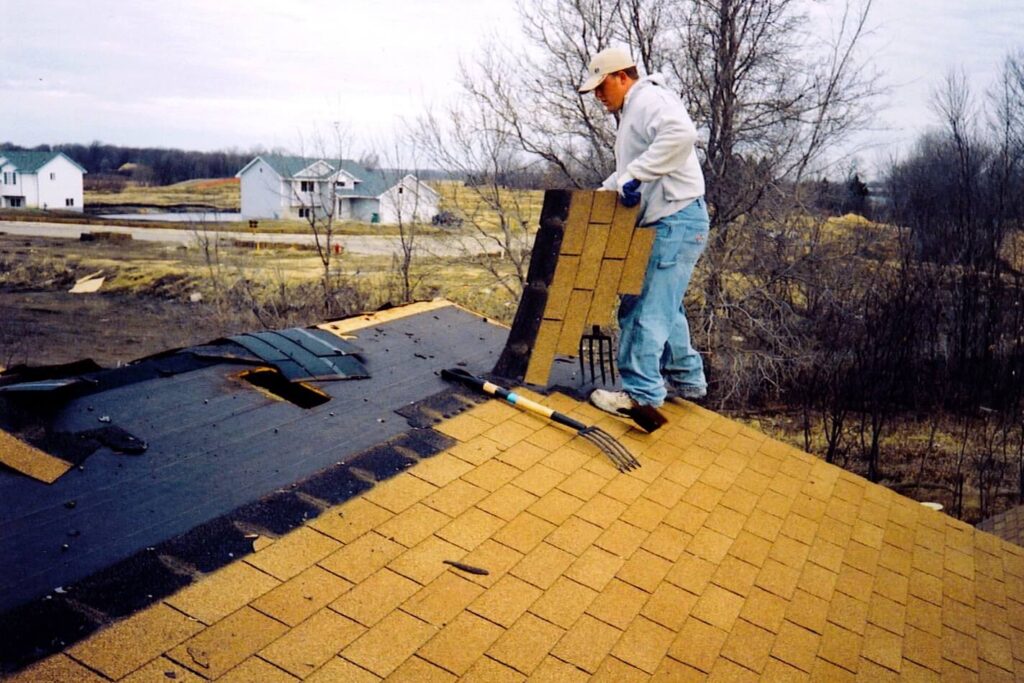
[452,0,880,404]
[291,125,357,316]
[414,104,538,300]
[379,137,434,303]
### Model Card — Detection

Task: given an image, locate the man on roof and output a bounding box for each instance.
[579,46,709,431]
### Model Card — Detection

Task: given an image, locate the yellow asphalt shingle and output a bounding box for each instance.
[492,511,555,554]
[467,574,543,628]
[8,654,109,682]
[477,483,539,521]
[330,568,420,626]
[318,531,403,583]
[418,611,504,676]
[528,575,597,629]
[460,656,526,683]
[375,502,450,548]
[308,497,393,543]
[217,656,299,683]
[510,541,575,590]
[166,606,288,679]
[249,564,351,627]
[66,603,203,679]
[386,655,457,682]
[243,527,340,581]
[487,612,565,676]
[586,578,648,631]
[303,656,380,683]
[120,657,206,682]
[258,608,364,678]
[545,515,603,556]
[166,562,280,625]
[341,610,436,678]
[386,534,467,585]
[421,477,489,517]
[401,571,484,626]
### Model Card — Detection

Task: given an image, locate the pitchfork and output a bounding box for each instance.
[441,368,640,472]
[579,325,615,385]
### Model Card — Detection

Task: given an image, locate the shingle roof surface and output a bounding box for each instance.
[11,388,1024,681]
[0,150,84,173]
[256,155,391,197]
[979,505,1024,549]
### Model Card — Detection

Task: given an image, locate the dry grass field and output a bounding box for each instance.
[85,177,242,210]
[79,177,544,237]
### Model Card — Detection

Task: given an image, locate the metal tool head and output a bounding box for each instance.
[579,425,640,471]
[578,325,616,385]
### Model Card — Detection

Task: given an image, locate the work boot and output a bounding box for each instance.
[590,389,667,433]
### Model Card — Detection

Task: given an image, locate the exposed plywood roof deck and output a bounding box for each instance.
[12,390,1024,681]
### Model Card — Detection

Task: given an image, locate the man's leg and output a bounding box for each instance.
[615,207,698,406]
[661,197,710,394]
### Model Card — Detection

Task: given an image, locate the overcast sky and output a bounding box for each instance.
[2,0,1022,175]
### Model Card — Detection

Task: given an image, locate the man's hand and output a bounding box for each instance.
[616,175,641,207]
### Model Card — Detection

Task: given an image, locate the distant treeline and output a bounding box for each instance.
[0,141,258,185]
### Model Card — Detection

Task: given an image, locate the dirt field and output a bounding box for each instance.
[0,233,303,368]
[0,231,516,368]
[0,289,239,368]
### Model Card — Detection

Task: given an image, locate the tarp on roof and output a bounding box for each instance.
[226,328,367,381]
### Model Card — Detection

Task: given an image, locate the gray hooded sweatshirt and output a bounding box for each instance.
[601,73,706,225]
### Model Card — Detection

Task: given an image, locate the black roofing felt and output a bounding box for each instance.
[0,304,505,672]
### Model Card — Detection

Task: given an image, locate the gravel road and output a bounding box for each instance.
[0,220,501,257]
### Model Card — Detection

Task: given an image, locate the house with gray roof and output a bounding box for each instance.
[0,150,86,212]
[236,155,439,225]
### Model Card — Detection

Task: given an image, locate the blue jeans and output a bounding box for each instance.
[618,197,709,406]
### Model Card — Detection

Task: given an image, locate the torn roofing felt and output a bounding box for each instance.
[0,301,506,641]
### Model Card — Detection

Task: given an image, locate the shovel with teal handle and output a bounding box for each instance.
[441,368,640,472]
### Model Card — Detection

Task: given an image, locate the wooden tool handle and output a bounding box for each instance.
[441,368,586,431]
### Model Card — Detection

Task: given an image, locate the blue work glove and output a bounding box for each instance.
[618,177,641,207]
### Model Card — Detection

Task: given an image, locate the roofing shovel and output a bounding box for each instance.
[441,368,640,472]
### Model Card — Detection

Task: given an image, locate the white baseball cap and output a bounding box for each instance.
[578,47,636,93]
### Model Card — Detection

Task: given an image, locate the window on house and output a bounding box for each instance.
[66,198,74,207]
[301,180,314,192]
[337,180,346,187]
[299,207,311,219]
[50,172,56,180]
[2,172,6,184]
[12,173,16,184]
[398,186,404,194]
[10,197,23,207]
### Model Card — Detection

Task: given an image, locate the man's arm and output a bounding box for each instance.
[625,92,698,182]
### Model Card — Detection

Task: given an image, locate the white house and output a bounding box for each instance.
[0,151,86,212]
[235,155,439,225]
